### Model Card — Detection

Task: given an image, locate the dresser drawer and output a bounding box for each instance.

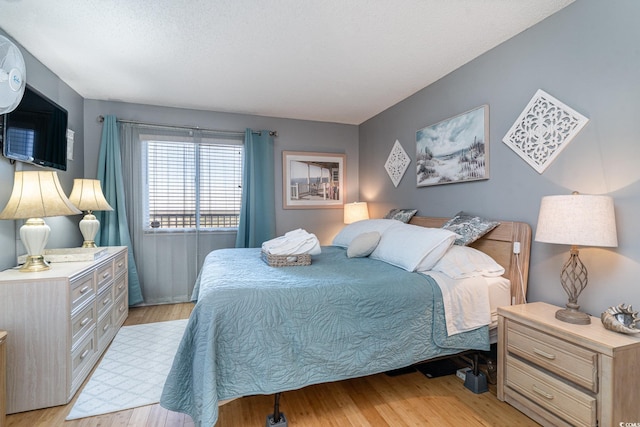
[70,332,96,393]
[96,285,114,319]
[507,321,598,392]
[97,310,115,351]
[114,252,127,278]
[70,272,95,313]
[71,303,95,347]
[96,260,115,293]
[113,274,127,301]
[114,291,128,327]
[506,356,596,427]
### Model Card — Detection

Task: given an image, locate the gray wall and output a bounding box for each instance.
[83,100,359,245]
[0,30,84,270]
[359,0,640,317]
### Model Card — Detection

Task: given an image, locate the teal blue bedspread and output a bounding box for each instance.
[160,246,489,426]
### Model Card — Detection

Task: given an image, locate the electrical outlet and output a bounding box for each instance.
[456,367,471,381]
[513,241,521,254]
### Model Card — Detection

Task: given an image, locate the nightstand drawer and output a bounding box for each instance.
[507,320,598,392]
[506,357,596,427]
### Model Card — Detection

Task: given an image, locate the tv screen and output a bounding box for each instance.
[1,85,68,171]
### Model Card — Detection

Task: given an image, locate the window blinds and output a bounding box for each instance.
[144,137,243,230]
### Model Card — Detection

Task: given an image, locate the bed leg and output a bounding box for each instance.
[463,353,488,394]
[266,393,288,427]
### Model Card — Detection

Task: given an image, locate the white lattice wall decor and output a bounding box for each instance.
[385,140,410,187]
[502,89,589,174]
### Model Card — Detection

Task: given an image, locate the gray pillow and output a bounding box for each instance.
[383,208,417,223]
[347,231,381,258]
[441,212,500,246]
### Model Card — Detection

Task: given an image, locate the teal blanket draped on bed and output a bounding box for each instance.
[160,246,489,426]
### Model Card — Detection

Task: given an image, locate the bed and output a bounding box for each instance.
[160,216,531,426]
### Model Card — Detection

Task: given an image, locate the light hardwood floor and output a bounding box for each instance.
[6,303,539,426]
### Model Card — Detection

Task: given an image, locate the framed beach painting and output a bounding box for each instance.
[282,151,345,209]
[416,105,489,187]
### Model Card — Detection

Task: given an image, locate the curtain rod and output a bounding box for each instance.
[97,115,278,137]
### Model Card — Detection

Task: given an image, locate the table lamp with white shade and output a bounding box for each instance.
[343,202,369,224]
[535,192,618,324]
[68,178,113,248]
[0,171,82,272]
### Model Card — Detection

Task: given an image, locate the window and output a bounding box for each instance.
[143,137,243,231]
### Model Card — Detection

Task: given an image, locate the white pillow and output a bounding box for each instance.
[369,223,457,272]
[332,219,401,248]
[431,245,505,278]
[347,232,381,258]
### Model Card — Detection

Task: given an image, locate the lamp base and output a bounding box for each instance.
[19,218,51,273]
[78,213,101,249]
[19,255,51,272]
[555,307,591,325]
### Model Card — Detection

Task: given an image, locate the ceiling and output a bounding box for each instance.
[0,0,574,125]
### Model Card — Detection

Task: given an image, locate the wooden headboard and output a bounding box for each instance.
[409,216,532,305]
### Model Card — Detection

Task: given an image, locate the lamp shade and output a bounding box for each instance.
[344,202,369,224]
[68,179,113,212]
[535,193,617,247]
[0,171,81,219]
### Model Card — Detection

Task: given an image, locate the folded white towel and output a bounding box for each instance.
[262,228,321,255]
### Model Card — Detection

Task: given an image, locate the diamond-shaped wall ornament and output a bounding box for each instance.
[502,89,589,174]
[385,139,411,187]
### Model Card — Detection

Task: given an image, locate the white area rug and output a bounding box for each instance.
[66,318,188,420]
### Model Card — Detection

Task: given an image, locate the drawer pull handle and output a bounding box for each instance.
[103,324,109,331]
[119,305,125,313]
[532,385,554,400]
[533,348,556,360]
[80,349,90,360]
[80,285,90,294]
[80,317,90,326]
[118,284,124,290]
[103,298,111,305]
[117,262,124,267]
[102,272,110,279]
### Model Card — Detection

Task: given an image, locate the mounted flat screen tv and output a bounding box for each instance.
[1,85,68,171]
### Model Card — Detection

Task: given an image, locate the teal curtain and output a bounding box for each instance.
[235,129,276,248]
[96,115,144,306]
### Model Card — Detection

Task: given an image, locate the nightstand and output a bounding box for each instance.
[497,302,640,427]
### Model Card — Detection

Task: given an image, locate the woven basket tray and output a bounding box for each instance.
[261,250,311,267]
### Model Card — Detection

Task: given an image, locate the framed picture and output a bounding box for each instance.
[416,105,489,187]
[282,151,345,209]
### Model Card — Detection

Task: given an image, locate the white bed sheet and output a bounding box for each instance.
[487,276,511,326]
[425,271,511,339]
[487,276,511,343]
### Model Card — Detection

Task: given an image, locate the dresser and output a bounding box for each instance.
[0,246,128,414]
[498,302,640,427]
[0,330,6,427]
